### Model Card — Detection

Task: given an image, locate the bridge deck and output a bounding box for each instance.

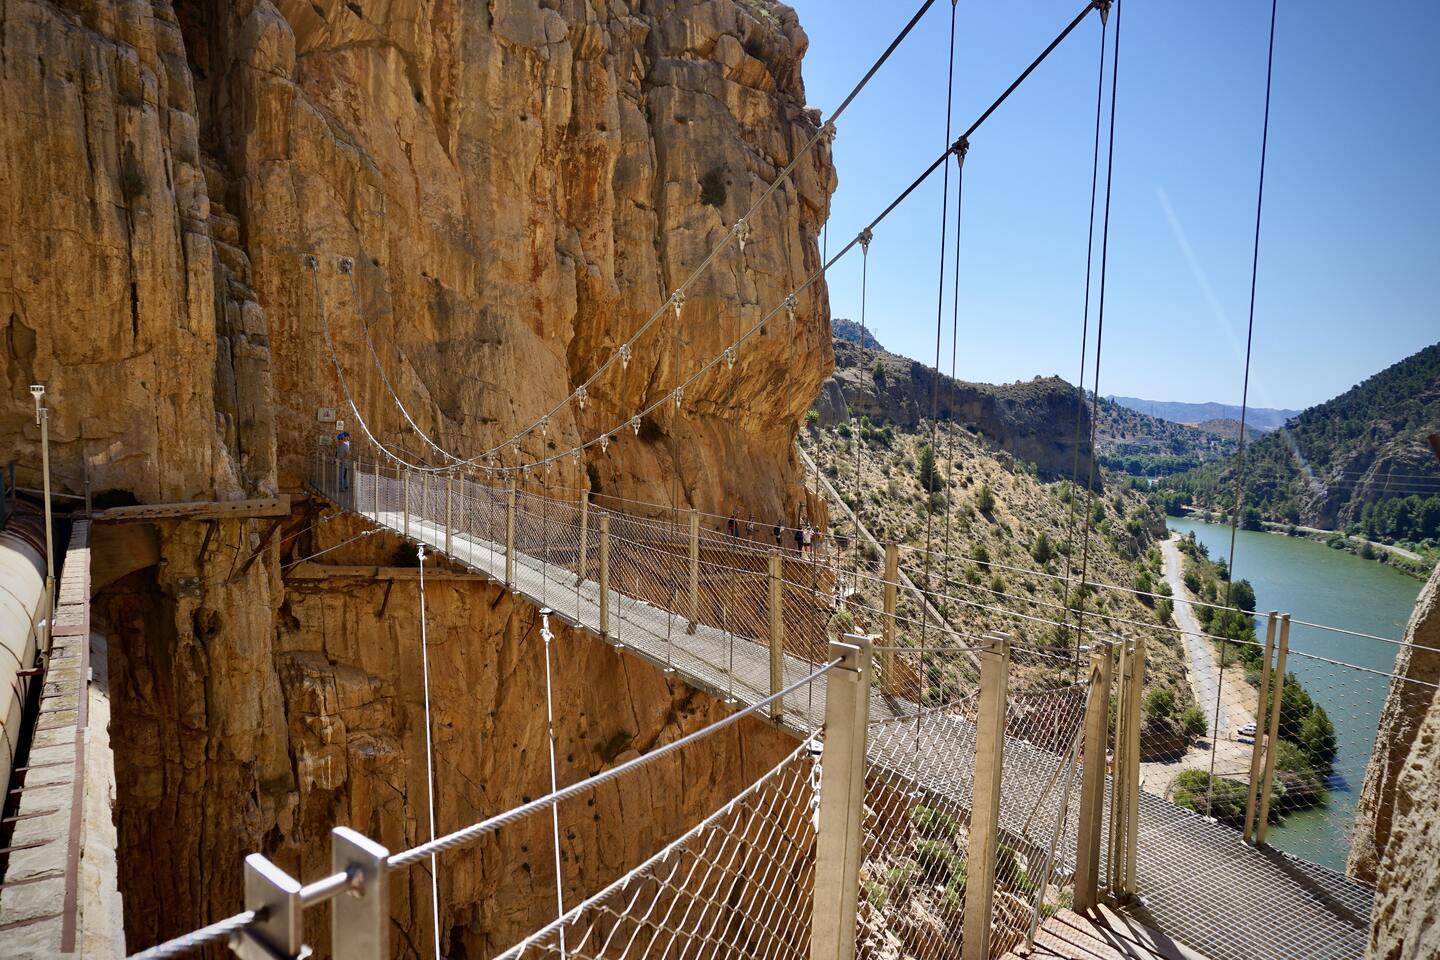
[318,481,1373,960]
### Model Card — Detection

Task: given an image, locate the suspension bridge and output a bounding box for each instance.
[111,0,1437,957]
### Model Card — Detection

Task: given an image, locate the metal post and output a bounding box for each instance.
[810,635,872,960]
[332,827,389,959]
[36,398,55,655]
[577,495,589,584]
[881,542,898,693]
[687,508,700,634]
[403,468,412,539]
[505,484,517,587]
[1256,614,1291,844]
[1122,636,1144,897]
[236,855,303,960]
[962,633,1010,960]
[445,474,454,556]
[598,514,610,639]
[768,553,784,720]
[422,472,431,538]
[1074,642,1113,913]
[1244,612,1279,843]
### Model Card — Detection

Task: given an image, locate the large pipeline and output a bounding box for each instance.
[0,512,48,794]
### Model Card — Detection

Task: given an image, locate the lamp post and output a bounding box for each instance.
[30,384,55,654]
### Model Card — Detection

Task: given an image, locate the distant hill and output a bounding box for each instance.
[1095,396,1237,477]
[831,318,885,352]
[1161,342,1440,540]
[813,340,1091,480]
[1182,418,1264,442]
[1109,396,1299,432]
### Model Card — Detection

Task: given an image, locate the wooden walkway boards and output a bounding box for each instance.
[1002,907,1210,960]
[315,477,1375,960]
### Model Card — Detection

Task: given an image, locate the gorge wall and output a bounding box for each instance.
[0,0,833,952]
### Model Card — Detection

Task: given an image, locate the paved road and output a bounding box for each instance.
[1159,536,1254,739]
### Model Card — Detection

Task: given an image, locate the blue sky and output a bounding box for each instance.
[787,0,1439,410]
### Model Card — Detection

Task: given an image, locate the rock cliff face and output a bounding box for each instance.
[1,0,832,951]
[813,340,1094,481]
[1350,566,1440,883]
[1355,571,1440,960]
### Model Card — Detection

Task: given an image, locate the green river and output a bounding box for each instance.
[1166,517,1422,873]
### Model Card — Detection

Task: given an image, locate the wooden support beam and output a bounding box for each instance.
[1244,612,1279,843]
[1074,642,1112,913]
[285,563,491,582]
[881,542,898,693]
[1257,614,1291,845]
[962,633,1010,960]
[92,496,291,523]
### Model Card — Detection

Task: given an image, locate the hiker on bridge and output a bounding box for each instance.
[337,430,352,492]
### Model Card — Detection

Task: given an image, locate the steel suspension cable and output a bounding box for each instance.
[1061,9,1109,677]
[416,545,443,960]
[1074,0,1123,657]
[1209,0,1279,807]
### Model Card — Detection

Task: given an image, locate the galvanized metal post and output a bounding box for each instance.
[505,484,517,587]
[1244,612,1279,843]
[445,474,454,556]
[961,633,1010,960]
[403,468,412,539]
[1257,614,1291,844]
[810,635,872,960]
[768,553,784,719]
[598,514,610,639]
[687,508,700,634]
[1074,642,1113,913]
[236,854,303,960]
[577,495,589,584]
[881,542,898,693]
[331,827,389,959]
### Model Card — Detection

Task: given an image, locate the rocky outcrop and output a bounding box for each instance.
[813,340,1094,480]
[1,0,834,952]
[1350,566,1440,883]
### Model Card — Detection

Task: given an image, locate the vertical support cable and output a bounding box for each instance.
[538,610,568,959]
[416,545,442,960]
[688,509,700,634]
[1210,0,1279,812]
[768,553,784,719]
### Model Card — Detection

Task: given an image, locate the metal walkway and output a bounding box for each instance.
[313,475,1374,960]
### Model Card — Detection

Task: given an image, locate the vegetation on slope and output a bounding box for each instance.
[799,412,1197,705]
[1094,394,1237,477]
[1160,342,1440,544]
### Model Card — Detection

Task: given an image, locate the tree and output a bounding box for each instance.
[975,483,996,514]
[871,358,887,388]
[1180,705,1209,739]
[1298,706,1338,773]
[1031,532,1054,565]
[1227,578,1257,614]
[1144,688,1177,720]
[916,443,941,493]
[1240,506,1263,530]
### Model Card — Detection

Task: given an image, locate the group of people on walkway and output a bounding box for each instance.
[726,509,819,559]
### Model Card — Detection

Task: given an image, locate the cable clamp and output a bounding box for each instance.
[302,254,319,270]
[337,257,354,274]
[952,136,970,167]
[1095,0,1111,25]
[858,228,873,252]
[819,121,837,144]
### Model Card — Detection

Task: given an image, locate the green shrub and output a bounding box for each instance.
[1180,705,1208,738]
[862,878,887,909]
[975,483,995,514]
[1144,688,1177,720]
[1032,532,1054,564]
[699,168,727,207]
[1172,769,1248,827]
[914,839,963,883]
[910,804,958,840]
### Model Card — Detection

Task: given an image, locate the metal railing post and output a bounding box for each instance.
[1256,614,1291,844]
[445,474,454,556]
[236,855,304,960]
[332,827,389,959]
[878,542,898,693]
[687,508,700,634]
[1074,642,1113,913]
[768,553,784,719]
[505,484,517,587]
[598,514,610,639]
[422,472,431,537]
[810,635,872,960]
[1244,612,1279,843]
[577,495,589,584]
[403,468,412,539]
[962,633,1010,960]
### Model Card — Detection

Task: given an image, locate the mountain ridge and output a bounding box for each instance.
[1109,396,1300,432]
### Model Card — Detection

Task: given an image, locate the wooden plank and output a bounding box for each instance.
[93,496,291,523]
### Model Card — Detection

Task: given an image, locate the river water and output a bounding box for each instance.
[1166,517,1422,873]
